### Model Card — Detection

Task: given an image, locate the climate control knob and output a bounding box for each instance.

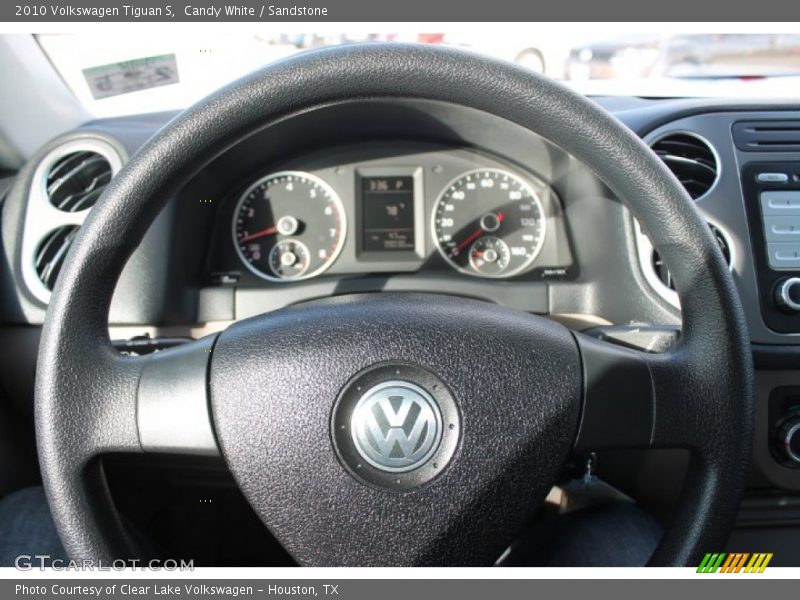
[775,277,800,313]
[778,417,800,465]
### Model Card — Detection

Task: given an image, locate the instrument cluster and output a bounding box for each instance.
[224,148,572,283]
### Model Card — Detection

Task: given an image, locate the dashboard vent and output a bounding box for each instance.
[45,151,112,212]
[733,121,800,153]
[34,226,79,291]
[651,133,719,200]
[652,223,731,291]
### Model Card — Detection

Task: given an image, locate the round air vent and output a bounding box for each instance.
[46,150,112,212]
[34,226,79,291]
[652,223,731,291]
[22,138,123,304]
[651,133,719,200]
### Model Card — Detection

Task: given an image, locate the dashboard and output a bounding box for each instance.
[4,96,800,496]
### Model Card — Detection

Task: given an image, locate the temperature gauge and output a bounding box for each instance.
[268,239,310,280]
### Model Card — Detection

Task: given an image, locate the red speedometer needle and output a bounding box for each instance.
[239,226,278,243]
[453,212,504,255]
[454,228,484,254]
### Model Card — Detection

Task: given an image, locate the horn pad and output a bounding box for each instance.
[209,293,582,566]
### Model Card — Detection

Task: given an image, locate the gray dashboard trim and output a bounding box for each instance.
[234,274,550,319]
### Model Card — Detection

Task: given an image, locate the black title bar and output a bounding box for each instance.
[4,0,800,22]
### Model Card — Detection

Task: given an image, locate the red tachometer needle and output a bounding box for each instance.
[239,226,278,243]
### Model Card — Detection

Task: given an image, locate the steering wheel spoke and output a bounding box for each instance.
[574,334,707,452]
[137,335,220,456]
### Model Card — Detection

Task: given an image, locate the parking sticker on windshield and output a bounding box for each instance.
[83,54,179,100]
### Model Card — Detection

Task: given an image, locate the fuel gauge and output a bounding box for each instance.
[468,236,510,277]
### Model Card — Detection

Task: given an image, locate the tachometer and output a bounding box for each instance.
[432,168,546,278]
[233,171,346,281]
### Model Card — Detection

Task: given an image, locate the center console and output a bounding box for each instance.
[741,161,800,334]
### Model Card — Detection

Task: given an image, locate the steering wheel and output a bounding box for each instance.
[35,44,753,566]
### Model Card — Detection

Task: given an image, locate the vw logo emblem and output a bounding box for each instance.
[350,381,443,473]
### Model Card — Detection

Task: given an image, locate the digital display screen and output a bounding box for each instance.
[361,176,416,252]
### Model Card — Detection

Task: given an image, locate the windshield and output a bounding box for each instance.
[37,29,800,118]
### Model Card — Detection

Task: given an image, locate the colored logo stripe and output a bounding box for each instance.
[697,553,773,573]
[745,553,773,573]
[697,553,726,573]
[720,553,749,573]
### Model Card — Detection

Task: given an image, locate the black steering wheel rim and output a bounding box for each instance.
[35,43,753,566]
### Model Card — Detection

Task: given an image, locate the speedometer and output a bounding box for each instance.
[432,168,546,278]
[232,171,346,282]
